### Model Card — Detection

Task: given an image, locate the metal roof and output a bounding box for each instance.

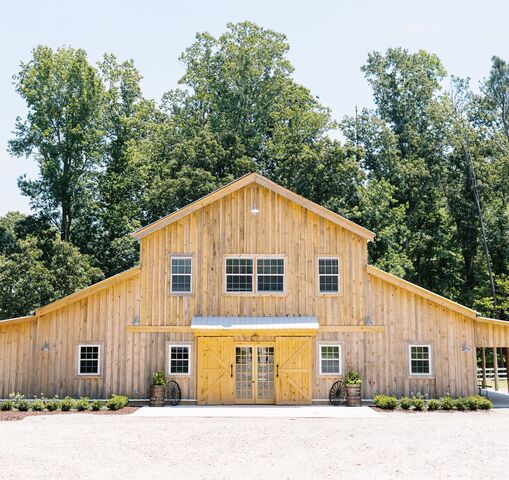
[191,316,319,330]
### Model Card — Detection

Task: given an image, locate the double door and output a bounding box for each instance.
[196,336,312,405]
[235,343,275,404]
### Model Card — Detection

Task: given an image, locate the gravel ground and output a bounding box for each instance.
[0,410,508,479]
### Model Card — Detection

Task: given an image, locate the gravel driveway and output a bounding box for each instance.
[0,410,508,479]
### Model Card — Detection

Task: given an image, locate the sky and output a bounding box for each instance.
[1,0,508,215]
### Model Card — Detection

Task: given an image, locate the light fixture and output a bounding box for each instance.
[251,206,259,215]
[41,343,49,352]
[462,342,471,352]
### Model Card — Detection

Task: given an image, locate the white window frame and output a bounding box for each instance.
[319,344,342,375]
[170,256,192,294]
[408,344,432,376]
[77,344,101,376]
[317,256,340,294]
[168,344,192,376]
[225,256,255,293]
[255,257,285,294]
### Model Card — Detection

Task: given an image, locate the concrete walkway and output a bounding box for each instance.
[132,404,381,418]
[482,389,509,408]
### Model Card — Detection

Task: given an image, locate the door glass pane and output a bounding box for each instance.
[257,346,274,401]
[235,347,253,400]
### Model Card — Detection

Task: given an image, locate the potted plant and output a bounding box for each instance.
[344,370,362,407]
[150,371,167,407]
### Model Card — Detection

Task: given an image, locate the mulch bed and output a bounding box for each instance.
[0,406,139,421]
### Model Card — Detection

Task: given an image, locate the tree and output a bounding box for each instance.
[0,212,102,320]
[9,46,104,242]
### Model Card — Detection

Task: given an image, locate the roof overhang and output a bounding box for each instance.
[191,316,319,336]
[131,173,375,241]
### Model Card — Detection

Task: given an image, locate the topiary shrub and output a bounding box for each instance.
[90,400,104,411]
[31,400,46,411]
[439,395,455,411]
[106,394,129,411]
[0,401,14,411]
[373,394,398,410]
[399,396,412,410]
[427,398,441,411]
[60,396,77,411]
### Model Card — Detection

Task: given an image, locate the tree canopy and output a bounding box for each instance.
[5,22,509,320]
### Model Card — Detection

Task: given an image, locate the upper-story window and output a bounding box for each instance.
[257,258,284,293]
[170,256,192,294]
[226,258,254,292]
[318,257,340,293]
[225,256,285,293]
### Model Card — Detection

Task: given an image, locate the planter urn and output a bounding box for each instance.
[150,385,166,407]
[346,384,362,407]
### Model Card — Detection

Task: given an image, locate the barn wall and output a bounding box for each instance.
[139,183,369,328]
[365,274,478,397]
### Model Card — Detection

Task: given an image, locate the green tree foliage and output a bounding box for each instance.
[9,46,104,242]
[0,213,101,319]
[7,24,509,321]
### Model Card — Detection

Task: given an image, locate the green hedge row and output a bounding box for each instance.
[373,393,493,411]
[0,393,128,412]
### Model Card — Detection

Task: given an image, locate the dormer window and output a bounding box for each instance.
[170,256,192,294]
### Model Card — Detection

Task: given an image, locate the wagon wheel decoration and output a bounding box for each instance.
[166,380,182,406]
[329,380,347,406]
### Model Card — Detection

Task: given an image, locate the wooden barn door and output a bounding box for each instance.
[197,337,234,404]
[275,337,313,404]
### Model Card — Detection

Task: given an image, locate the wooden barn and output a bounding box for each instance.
[1,173,509,404]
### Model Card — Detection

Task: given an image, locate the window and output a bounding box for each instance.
[78,345,100,375]
[318,257,339,293]
[171,256,192,293]
[256,258,284,293]
[409,345,432,375]
[169,345,191,375]
[319,345,342,375]
[226,258,254,292]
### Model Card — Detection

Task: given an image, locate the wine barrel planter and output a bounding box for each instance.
[346,384,362,407]
[150,385,166,407]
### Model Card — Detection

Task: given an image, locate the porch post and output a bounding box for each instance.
[493,347,499,391]
[505,348,509,394]
[481,347,487,389]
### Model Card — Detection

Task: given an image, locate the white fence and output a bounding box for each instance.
[477,367,508,380]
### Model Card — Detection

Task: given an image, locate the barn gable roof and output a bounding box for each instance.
[131,173,376,241]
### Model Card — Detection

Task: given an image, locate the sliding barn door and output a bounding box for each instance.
[197,337,234,405]
[275,337,313,405]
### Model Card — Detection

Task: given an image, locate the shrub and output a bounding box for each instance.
[399,396,412,410]
[15,399,31,411]
[439,395,455,411]
[76,397,90,411]
[454,397,469,411]
[60,396,77,411]
[10,393,30,411]
[373,394,397,410]
[465,396,479,410]
[31,400,46,411]
[152,371,167,386]
[427,398,441,411]
[90,400,104,411]
[344,370,362,385]
[476,397,493,410]
[410,395,425,411]
[45,398,61,411]
[0,401,14,411]
[106,394,129,411]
